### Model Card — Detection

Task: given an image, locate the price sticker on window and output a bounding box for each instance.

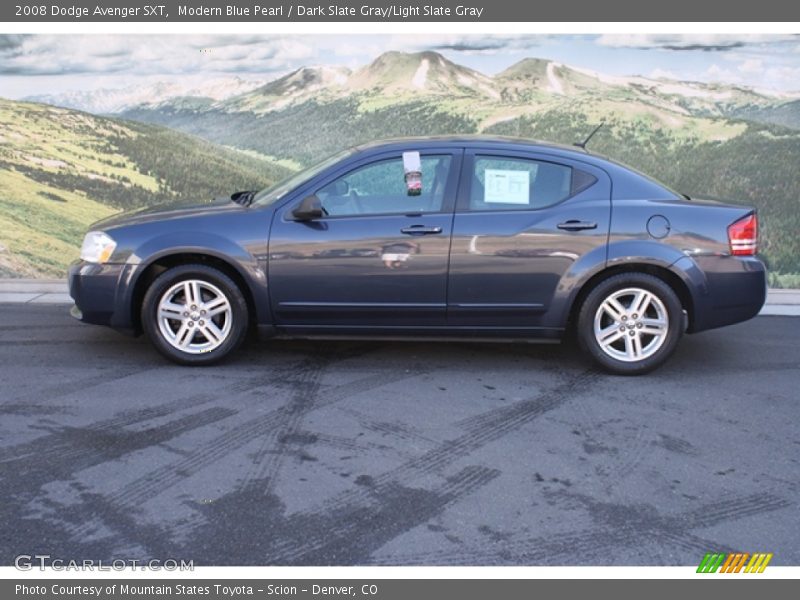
[484,169,530,204]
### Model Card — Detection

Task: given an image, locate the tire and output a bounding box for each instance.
[141,264,249,365]
[577,273,683,375]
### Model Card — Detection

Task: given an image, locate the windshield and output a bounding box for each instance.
[252,148,355,206]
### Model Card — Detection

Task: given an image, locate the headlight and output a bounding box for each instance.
[80,231,117,264]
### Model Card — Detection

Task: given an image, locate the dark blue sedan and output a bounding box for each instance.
[69,137,766,374]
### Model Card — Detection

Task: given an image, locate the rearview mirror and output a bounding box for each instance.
[292,195,324,221]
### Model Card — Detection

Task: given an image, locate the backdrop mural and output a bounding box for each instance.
[1,34,799,286]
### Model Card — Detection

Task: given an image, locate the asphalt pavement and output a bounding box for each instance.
[0,304,798,566]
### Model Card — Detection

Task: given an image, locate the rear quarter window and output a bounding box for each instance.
[468,156,596,211]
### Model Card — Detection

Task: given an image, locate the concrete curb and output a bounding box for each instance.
[1,279,799,316]
[0,279,72,305]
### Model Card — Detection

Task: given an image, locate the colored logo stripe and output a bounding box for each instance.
[744,553,773,573]
[697,553,725,573]
[697,552,773,573]
[720,553,748,573]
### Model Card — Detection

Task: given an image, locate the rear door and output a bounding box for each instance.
[268,149,462,329]
[447,149,611,329]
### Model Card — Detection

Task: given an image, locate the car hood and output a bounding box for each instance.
[91,195,248,230]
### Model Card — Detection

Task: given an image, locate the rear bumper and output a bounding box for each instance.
[689,256,767,332]
[68,261,134,332]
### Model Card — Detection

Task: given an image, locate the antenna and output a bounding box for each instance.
[574,122,604,150]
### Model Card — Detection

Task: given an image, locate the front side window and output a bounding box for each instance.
[316,155,452,217]
[468,156,592,211]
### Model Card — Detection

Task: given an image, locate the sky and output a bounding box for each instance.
[2,33,800,98]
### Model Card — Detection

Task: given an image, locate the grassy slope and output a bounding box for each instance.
[0,99,292,277]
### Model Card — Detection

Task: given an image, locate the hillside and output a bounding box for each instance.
[0,99,292,277]
[733,99,800,130]
[114,52,800,280]
[224,66,351,113]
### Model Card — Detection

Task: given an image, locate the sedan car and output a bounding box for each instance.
[69,136,766,374]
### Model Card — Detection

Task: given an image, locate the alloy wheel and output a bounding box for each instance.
[593,287,669,363]
[156,279,233,354]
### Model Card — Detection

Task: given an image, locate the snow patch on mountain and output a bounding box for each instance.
[546,62,564,95]
[412,59,430,89]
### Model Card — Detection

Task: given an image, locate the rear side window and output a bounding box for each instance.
[468,156,596,211]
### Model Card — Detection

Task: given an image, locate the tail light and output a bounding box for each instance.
[728,213,758,256]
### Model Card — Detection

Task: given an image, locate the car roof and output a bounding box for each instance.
[353,135,591,158]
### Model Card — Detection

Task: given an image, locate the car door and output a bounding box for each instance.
[268,149,462,329]
[447,149,611,329]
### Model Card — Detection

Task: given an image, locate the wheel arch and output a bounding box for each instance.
[565,263,696,334]
[129,252,260,335]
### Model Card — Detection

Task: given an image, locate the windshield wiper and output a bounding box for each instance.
[230,190,256,207]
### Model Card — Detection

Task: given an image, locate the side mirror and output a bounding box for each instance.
[292,194,324,221]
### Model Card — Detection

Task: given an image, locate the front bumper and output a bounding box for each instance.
[68,260,131,330]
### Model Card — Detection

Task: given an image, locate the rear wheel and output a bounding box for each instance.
[577,273,683,375]
[141,264,248,365]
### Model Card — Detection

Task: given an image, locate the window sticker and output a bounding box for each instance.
[484,169,530,204]
[403,151,422,196]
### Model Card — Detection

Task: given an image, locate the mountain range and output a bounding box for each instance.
[31,51,800,125]
[5,50,800,282]
[26,76,265,115]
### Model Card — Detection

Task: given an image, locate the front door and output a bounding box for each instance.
[447,149,611,330]
[269,150,462,330]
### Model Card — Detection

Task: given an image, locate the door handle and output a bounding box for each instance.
[557,220,597,231]
[401,225,443,235]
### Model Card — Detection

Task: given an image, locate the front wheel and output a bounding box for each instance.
[577,273,683,375]
[141,264,249,365]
